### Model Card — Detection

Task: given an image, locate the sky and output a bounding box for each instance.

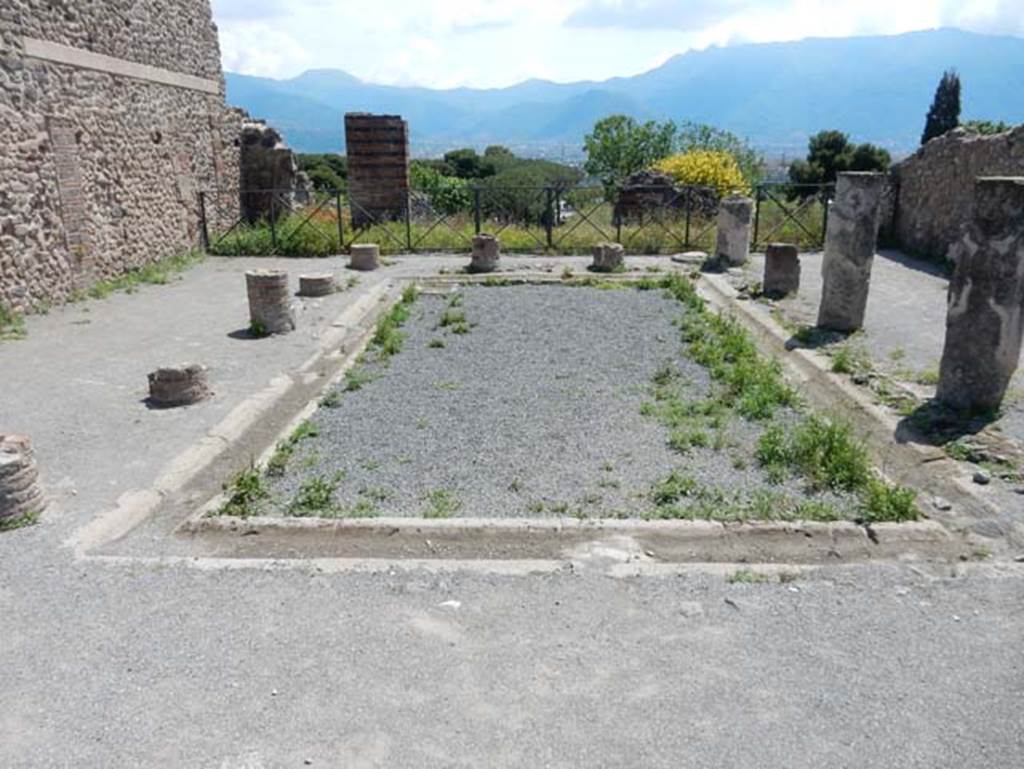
[212,0,1024,88]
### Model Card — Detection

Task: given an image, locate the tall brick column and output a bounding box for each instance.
[345,114,410,228]
[937,177,1024,412]
[817,172,885,332]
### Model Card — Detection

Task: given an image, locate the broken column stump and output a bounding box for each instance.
[591,242,625,273]
[148,364,212,408]
[349,243,380,271]
[298,273,336,297]
[0,435,45,523]
[245,269,295,335]
[469,234,501,273]
[817,172,885,332]
[763,243,801,297]
[714,195,754,268]
[937,177,1024,412]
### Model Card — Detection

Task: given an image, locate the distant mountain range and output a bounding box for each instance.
[225,28,1024,159]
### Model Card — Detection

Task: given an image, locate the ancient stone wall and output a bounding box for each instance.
[239,120,313,223]
[0,0,240,312]
[891,126,1024,261]
[345,114,410,228]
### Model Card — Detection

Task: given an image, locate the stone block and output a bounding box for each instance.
[937,177,1024,412]
[714,195,754,267]
[298,273,335,297]
[349,243,380,271]
[591,242,625,273]
[0,434,45,522]
[817,172,885,332]
[763,243,800,297]
[245,269,295,335]
[147,364,212,408]
[469,234,500,273]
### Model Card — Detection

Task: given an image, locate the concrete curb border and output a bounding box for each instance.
[181,507,963,565]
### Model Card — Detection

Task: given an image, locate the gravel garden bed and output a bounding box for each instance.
[215,277,920,522]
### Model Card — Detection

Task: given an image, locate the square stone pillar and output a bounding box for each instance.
[817,172,885,332]
[714,195,754,267]
[763,243,800,297]
[937,177,1024,412]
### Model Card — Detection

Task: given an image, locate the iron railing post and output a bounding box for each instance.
[821,186,831,248]
[545,187,554,249]
[405,189,413,252]
[473,188,482,235]
[269,193,277,251]
[335,192,344,251]
[752,185,762,249]
[197,191,210,252]
[684,187,692,247]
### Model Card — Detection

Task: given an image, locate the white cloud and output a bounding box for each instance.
[210,0,1022,86]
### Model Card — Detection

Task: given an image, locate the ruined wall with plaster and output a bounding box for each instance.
[0,0,240,311]
[890,126,1024,261]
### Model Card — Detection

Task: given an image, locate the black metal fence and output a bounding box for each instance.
[198,182,833,257]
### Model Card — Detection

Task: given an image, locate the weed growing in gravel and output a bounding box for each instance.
[319,390,343,408]
[728,569,771,584]
[218,465,270,518]
[370,286,418,359]
[428,339,446,349]
[756,416,870,492]
[831,344,871,375]
[755,415,918,522]
[266,420,320,477]
[344,368,376,392]
[656,274,797,420]
[359,486,391,503]
[439,308,469,332]
[0,303,26,341]
[287,473,344,516]
[859,479,919,523]
[423,489,462,518]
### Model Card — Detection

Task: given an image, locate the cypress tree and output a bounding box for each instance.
[921,70,961,145]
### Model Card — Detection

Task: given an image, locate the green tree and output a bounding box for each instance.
[297,153,348,192]
[583,115,677,189]
[921,69,961,145]
[676,121,764,184]
[788,130,889,187]
[442,148,496,179]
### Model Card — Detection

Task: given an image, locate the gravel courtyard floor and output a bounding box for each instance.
[259,283,854,519]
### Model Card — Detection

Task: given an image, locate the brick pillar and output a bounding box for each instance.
[0,435,45,522]
[345,114,410,228]
[148,364,212,407]
[245,269,295,335]
[937,177,1024,412]
[817,172,885,332]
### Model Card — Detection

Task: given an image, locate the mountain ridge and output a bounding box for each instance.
[225,28,1024,157]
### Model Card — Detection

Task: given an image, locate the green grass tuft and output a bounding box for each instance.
[423,489,462,519]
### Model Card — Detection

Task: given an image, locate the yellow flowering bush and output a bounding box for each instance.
[653,150,751,196]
